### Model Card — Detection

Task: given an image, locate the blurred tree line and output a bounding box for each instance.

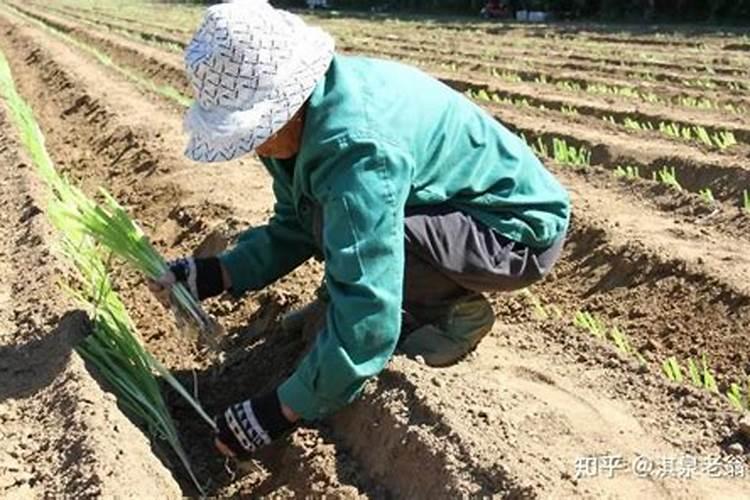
[287,0,750,20]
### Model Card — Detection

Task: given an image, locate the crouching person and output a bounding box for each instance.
[150,2,570,460]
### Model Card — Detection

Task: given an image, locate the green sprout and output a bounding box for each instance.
[663,356,683,382]
[552,138,591,168]
[744,190,750,212]
[653,166,682,191]
[0,47,210,493]
[560,105,579,116]
[726,379,750,411]
[699,188,715,204]
[615,165,640,180]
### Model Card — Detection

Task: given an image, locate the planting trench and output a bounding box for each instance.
[0,7,749,499]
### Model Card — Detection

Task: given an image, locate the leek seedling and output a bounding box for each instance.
[653,166,682,191]
[662,356,683,382]
[534,137,549,158]
[744,190,750,213]
[687,357,702,387]
[615,165,640,180]
[573,310,605,339]
[56,187,220,344]
[560,105,578,116]
[554,138,590,169]
[726,380,749,411]
[713,131,737,149]
[699,188,715,204]
[700,354,718,392]
[59,234,214,494]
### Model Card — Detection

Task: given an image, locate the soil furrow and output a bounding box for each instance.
[339,41,750,109]
[42,3,750,97]
[347,28,750,76]
[346,33,750,89]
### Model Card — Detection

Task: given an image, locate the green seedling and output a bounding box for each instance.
[552,138,590,168]
[744,190,750,212]
[699,188,715,204]
[574,310,605,339]
[560,105,579,116]
[534,137,549,158]
[663,356,683,383]
[614,165,640,180]
[726,379,749,411]
[653,166,682,191]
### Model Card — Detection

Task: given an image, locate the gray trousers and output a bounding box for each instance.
[403,205,564,308]
[313,204,564,308]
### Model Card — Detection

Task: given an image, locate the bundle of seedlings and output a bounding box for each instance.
[58,232,216,493]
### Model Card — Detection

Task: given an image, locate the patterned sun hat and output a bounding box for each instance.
[183,0,335,163]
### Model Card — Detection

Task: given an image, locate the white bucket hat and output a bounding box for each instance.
[183,0,335,163]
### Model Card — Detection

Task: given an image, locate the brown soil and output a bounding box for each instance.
[0,6,749,500]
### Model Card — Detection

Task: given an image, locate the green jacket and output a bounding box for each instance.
[220,55,569,419]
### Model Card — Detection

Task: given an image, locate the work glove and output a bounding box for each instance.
[214,390,295,459]
[148,256,226,306]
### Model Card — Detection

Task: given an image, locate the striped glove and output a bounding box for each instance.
[215,391,295,459]
[167,256,225,301]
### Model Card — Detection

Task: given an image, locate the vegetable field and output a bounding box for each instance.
[0,2,749,498]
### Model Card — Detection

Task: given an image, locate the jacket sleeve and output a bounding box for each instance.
[278,139,411,419]
[219,176,316,296]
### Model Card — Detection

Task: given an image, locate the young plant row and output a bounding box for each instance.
[616,164,750,211]
[0,47,212,493]
[603,115,738,150]
[337,27,750,109]
[466,87,741,155]
[524,290,750,412]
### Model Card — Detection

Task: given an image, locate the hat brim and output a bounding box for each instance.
[184,34,334,163]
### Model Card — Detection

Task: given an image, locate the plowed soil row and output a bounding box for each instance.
[19,5,749,225]
[2,6,749,499]
[337,43,750,134]
[58,1,750,86]
[38,1,750,133]
[363,32,750,77]
[42,2,750,110]
[338,32,750,89]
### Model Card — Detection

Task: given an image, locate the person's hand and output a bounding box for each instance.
[147,257,227,305]
[214,391,297,460]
